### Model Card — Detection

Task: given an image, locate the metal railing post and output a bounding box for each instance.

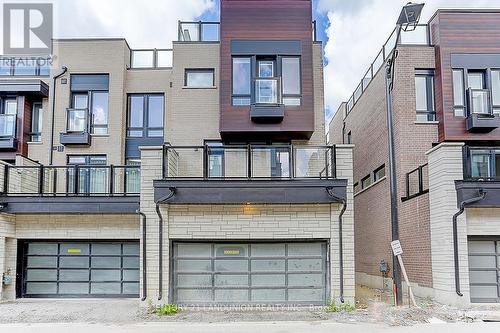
[247,144,252,179]
[38,165,44,195]
[3,164,9,194]
[418,165,424,194]
[53,168,57,196]
[331,145,337,179]
[74,165,79,195]
[290,144,295,179]
[109,165,114,196]
[198,21,202,41]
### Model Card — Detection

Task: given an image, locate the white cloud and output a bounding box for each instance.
[0,0,216,50]
[320,0,499,120]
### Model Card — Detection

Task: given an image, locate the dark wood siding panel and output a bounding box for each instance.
[219,0,315,139]
[430,11,500,142]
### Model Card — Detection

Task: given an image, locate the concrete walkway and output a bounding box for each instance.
[1,322,500,333]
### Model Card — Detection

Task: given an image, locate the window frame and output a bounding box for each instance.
[30,102,43,142]
[126,93,164,139]
[184,68,215,88]
[69,91,109,135]
[361,175,372,189]
[452,69,466,117]
[414,69,436,121]
[232,56,252,106]
[491,69,500,115]
[374,164,386,182]
[466,147,500,180]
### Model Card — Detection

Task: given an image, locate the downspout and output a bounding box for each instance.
[136,210,147,301]
[154,187,176,301]
[453,189,485,296]
[49,66,68,165]
[326,186,347,303]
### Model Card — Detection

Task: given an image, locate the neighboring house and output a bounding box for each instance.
[0,0,354,306]
[329,9,500,305]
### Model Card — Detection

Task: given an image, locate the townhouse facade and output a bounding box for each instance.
[329,9,500,305]
[0,0,354,306]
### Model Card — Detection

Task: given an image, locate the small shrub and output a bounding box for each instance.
[340,302,356,313]
[155,304,180,316]
[326,300,339,313]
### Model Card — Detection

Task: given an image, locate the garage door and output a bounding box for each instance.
[468,238,500,303]
[20,241,140,298]
[172,242,328,305]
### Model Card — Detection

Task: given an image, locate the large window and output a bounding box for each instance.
[127,94,164,138]
[67,155,108,194]
[185,69,214,87]
[31,102,43,142]
[452,69,465,117]
[415,70,435,121]
[70,74,109,134]
[492,69,500,115]
[469,149,500,180]
[232,57,251,105]
[0,98,17,138]
[282,57,301,106]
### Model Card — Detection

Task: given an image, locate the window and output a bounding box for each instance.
[0,98,17,138]
[452,69,465,117]
[258,60,274,78]
[232,57,251,105]
[282,57,301,106]
[354,182,359,194]
[127,94,164,138]
[374,165,386,181]
[415,71,435,121]
[70,74,109,134]
[491,70,500,115]
[31,102,43,142]
[469,149,500,180]
[67,155,107,194]
[185,69,214,87]
[361,175,372,189]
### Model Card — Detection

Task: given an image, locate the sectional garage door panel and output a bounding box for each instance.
[21,241,140,298]
[172,242,328,305]
[468,238,500,303]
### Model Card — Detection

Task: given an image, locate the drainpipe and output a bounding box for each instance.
[154,188,176,301]
[326,186,347,303]
[453,189,485,296]
[136,209,147,301]
[49,66,68,165]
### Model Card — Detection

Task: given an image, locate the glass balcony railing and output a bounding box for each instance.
[254,78,282,105]
[1,165,140,196]
[468,89,491,115]
[66,108,89,133]
[163,144,336,180]
[0,57,51,76]
[0,114,16,138]
[178,21,220,42]
[130,49,173,69]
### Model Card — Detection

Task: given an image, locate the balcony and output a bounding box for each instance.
[60,108,91,145]
[154,144,347,204]
[178,21,220,42]
[0,114,17,150]
[251,77,284,123]
[130,49,173,69]
[466,89,500,132]
[0,57,51,77]
[0,164,140,213]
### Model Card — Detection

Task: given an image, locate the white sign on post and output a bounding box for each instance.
[391,240,403,256]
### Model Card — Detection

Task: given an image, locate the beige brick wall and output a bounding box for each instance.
[426,142,469,306]
[140,145,355,304]
[166,42,220,146]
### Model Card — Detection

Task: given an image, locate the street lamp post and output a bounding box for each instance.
[385,2,424,306]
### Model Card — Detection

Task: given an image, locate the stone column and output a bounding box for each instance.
[426,142,469,306]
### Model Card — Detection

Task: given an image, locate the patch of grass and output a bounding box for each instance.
[155,304,180,316]
[340,302,356,313]
[326,300,339,313]
[325,300,356,313]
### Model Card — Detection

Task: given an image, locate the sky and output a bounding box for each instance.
[1,0,499,122]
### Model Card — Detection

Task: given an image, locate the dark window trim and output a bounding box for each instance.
[374,164,386,182]
[126,93,165,139]
[463,146,500,181]
[184,68,215,88]
[231,56,252,105]
[30,102,43,142]
[361,175,372,189]
[401,163,429,202]
[415,69,436,121]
